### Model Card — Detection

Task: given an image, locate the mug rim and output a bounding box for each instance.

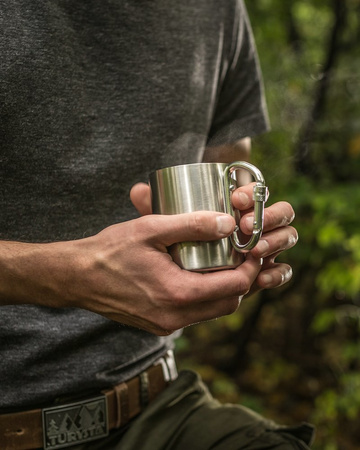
[149,161,228,178]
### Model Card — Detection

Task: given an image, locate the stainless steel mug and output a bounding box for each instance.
[149,161,267,272]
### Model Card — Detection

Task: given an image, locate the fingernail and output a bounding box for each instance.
[216,215,235,235]
[244,216,254,232]
[256,240,269,255]
[238,192,250,207]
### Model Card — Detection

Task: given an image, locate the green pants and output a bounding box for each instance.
[76,371,315,450]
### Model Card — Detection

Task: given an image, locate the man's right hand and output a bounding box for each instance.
[0,212,262,335]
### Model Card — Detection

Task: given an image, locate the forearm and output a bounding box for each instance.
[0,193,297,333]
[0,240,79,307]
[0,214,253,335]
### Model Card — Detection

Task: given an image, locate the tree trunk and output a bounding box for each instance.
[295,0,347,175]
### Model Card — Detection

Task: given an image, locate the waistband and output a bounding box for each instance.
[1,350,178,450]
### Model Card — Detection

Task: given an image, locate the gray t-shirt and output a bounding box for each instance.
[0,0,269,410]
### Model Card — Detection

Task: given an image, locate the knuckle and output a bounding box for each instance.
[190,213,206,238]
[164,281,191,307]
[170,294,185,309]
[265,208,278,228]
[125,216,146,242]
[140,215,160,238]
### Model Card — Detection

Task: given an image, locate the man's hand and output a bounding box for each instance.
[0,211,262,335]
[130,180,298,296]
[233,182,297,295]
[72,212,262,334]
[0,181,296,337]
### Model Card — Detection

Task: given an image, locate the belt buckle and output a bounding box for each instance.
[42,395,109,450]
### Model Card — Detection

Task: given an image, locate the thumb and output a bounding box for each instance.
[147,211,236,246]
[130,183,152,215]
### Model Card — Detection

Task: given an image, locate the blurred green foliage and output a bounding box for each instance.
[177,1,360,449]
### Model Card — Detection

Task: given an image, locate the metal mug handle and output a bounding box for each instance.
[224,161,268,252]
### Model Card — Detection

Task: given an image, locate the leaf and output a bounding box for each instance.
[311,308,337,333]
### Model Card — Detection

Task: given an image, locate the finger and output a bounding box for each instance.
[232,182,270,211]
[109,287,242,335]
[143,211,236,246]
[112,257,262,334]
[241,201,295,234]
[249,226,298,259]
[159,295,242,333]
[130,183,152,215]
[256,263,293,289]
[175,255,263,304]
[244,262,293,298]
[154,257,262,331]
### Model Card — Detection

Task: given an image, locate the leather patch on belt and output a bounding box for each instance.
[42,396,109,449]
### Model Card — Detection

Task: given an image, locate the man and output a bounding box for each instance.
[0,0,314,448]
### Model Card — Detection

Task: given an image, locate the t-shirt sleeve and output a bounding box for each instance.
[208,0,270,146]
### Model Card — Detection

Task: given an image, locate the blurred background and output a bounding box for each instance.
[176,1,360,449]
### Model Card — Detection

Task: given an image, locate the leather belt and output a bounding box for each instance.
[1,350,177,450]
